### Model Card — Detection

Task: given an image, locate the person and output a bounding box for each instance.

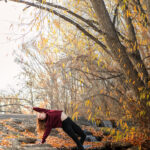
[30,107,86,150]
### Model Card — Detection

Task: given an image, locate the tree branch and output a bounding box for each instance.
[9,0,112,57]
[37,0,103,34]
[84,93,119,104]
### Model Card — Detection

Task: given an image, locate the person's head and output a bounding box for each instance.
[37,112,47,132]
[37,112,46,120]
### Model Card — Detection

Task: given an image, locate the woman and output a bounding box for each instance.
[30,107,86,150]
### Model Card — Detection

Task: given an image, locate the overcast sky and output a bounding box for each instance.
[0,1,24,90]
[0,0,62,91]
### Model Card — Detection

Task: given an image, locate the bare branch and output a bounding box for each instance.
[9,0,112,56]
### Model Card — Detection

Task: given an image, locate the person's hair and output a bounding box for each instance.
[37,118,47,132]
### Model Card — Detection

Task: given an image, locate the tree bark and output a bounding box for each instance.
[123,2,149,87]
[143,0,150,22]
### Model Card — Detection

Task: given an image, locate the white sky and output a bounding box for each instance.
[0,1,62,91]
[0,1,24,90]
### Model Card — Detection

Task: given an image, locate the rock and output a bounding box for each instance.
[23,144,52,147]
[95,136,103,141]
[17,137,37,143]
[0,146,11,150]
[5,121,25,132]
[9,138,20,149]
[83,129,93,135]
[50,129,59,136]
[109,120,117,128]
[101,141,111,149]
[50,128,64,139]
[141,140,150,149]
[24,125,36,133]
[71,144,106,150]
[22,147,57,150]
[111,141,133,149]
[101,141,133,150]
[0,114,36,119]
[21,144,57,150]
[0,123,9,133]
[85,135,98,142]
[83,129,103,142]
[23,120,36,133]
[95,119,117,128]
[74,117,96,127]
[11,138,20,145]
[10,131,24,137]
[0,123,3,130]
[98,127,117,136]
[12,118,23,124]
[127,146,139,150]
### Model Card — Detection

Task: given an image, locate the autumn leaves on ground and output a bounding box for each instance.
[0,116,149,150]
[0,0,150,149]
[0,117,101,149]
[0,117,104,149]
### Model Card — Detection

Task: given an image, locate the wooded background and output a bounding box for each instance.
[0,0,150,133]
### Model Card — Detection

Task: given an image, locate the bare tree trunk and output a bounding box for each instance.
[143,0,150,21]
[122,2,149,87]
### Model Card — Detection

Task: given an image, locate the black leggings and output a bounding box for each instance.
[62,117,86,150]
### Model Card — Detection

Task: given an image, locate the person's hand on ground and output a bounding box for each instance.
[83,145,91,149]
[36,139,43,144]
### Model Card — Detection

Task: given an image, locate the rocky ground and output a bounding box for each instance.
[0,114,149,150]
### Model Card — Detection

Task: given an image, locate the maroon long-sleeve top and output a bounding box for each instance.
[33,107,63,143]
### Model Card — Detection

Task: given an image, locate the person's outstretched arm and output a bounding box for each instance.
[33,107,49,113]
[24,105,49,113]
[41,115,53,144]
[41,125,52,144]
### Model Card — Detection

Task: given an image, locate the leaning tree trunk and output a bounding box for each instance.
[90,0,150,129]
[143,0,150,22]
[122,2,149,87]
